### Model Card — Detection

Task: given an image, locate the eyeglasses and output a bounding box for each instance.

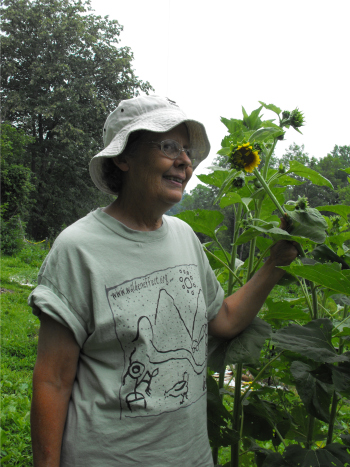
[149,139,195,163]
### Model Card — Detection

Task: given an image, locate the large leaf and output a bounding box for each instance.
[330,362,350,397]
[175,209,224,240]
[312,244,350,269]
[206,374,237,448]
[328,232,350,249]
[290,361,331,423]
[219,192,242,208]
[272,319,349,363]
[249,127,284,143]
[197,169,230,188]
[265,298,310,322]
[258,101,282,116]
[283,444,346,467]
[316,204,350,221]
[287,207,328,244]
[288,161,333,188]
[324,442,350,465]
[207,336,228,373]
[281,263,350,295]
[236,224,313,247]
[224,317,271,365]
[270,174,305,187]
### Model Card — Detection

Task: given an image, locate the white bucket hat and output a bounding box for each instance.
[89,95,210,195]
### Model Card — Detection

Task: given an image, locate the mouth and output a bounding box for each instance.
[163,176,184,185]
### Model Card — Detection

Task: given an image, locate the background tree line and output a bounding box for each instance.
[1,0,152,252]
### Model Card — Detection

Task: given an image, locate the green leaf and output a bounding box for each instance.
[236,224,312,247]
[312,245,350,269]
[175,209,224,240]
[340,167,350,175]
[287,207,328,244]
[224,317,271,365]
[288,161,333,188]
[291,361,331,422]
[316,204,350,221]
[325,442,350,465]
[258,101,282,116]
[219,192,242,208]
[206,373,238,447]
[217,147,231,156]
[265,298,310,321]
[328,231,350,250]
[220,117,245,135]
[330,362,350,396]
[272,319,349,363]
[249,127,284,143]
[280,263,350,295]
[283,445,345,467]
[270,174,305,187]
[197,169,230,188]
[207,336,228,373]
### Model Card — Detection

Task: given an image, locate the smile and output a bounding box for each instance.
[164,176,184,184]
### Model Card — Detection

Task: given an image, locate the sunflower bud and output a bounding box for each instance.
[290,108,305,129]
[295,196,309,210]
[278,163,286,174]
[232,173,245,189]
[282,110,290,120]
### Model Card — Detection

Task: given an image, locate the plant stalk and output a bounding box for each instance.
[231,363,243,467]
[306,415,315,449]
[212,370,226,464]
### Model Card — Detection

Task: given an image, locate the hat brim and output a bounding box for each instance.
[89,108,210,196]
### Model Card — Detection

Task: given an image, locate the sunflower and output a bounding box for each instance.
[228,142,261,173]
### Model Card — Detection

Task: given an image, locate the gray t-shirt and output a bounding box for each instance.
[29,208,224,466]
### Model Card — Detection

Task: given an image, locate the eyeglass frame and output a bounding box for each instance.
[147,139,195,163]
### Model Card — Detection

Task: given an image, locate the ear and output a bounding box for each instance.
[112,155,129,172]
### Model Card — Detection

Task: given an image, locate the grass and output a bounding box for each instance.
[1,244,48,466]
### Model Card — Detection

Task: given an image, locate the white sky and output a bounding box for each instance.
[90,0,350,192]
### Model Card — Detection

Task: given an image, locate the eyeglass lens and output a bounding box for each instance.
[161,140,192,159]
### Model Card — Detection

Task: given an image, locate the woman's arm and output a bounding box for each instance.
[208,240,298,339]
[31,313,80,467]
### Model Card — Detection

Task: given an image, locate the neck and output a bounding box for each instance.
[103,195,169,231]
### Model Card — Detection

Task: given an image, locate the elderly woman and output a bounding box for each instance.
[29,95,297,467]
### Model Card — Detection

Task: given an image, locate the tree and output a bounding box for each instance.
[1,123,36,253]
[1,0,153,239]
[277,143,350,207]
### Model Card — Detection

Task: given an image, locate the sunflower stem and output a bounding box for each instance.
[253,168,285,218]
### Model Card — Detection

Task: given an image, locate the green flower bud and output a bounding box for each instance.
[232,173,245,189]
[278,163,286,174]
[282,110,290,120]
[295,195,309,210]
[253,178,262,189]
[290,108,305,129]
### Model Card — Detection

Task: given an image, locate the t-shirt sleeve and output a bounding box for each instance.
[28,236,93,348]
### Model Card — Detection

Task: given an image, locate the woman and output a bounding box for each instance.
[29,95,297,467]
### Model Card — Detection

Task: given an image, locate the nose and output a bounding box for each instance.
[174,149,193,169]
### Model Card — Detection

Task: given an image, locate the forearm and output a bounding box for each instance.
[31,378,73,467]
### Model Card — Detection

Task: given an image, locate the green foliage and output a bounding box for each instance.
[176,102,350,466]
[1,0,153,240]
[0,244,48,465]
[1,123,36,254]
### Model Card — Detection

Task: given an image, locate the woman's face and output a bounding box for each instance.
[119,124,193,210]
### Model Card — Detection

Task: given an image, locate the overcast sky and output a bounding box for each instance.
[90,0,349,192]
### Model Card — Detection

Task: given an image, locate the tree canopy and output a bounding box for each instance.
[1,0,152,240]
